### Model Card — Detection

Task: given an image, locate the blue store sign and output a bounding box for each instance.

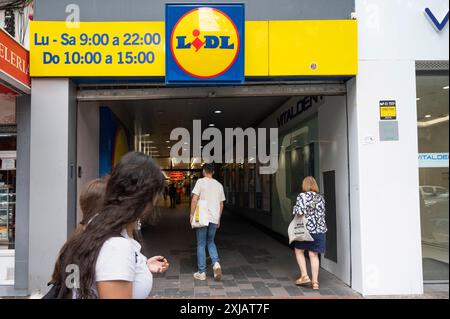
[165,3,245,84]
[425,7,449,31]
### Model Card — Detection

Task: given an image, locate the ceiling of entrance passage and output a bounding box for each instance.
[106,96,289,158]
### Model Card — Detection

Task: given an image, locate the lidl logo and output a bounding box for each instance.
[166,4,245,83]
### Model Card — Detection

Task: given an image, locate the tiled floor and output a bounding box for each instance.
[140,200,360,298]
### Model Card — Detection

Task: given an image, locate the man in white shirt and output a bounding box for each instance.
[190,163,226,281]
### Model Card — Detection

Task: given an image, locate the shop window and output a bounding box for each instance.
[416,71,449,282]
[0,98,16,251]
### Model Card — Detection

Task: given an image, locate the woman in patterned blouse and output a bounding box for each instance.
[292,176,327,290]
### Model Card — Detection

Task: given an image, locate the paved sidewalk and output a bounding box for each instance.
[141,200,360,298]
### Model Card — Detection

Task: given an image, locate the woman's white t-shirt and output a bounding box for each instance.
[93,229,153,299]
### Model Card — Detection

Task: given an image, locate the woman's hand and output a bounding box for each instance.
[147,256,169,274]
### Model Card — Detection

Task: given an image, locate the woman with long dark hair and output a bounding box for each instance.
[49,151,169,299]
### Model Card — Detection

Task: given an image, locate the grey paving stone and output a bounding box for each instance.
[269,287,290,297]
[210,291,227,297]
[194,280,208,287]
[241,289,257,296]
[267,283,282,288]
[275,277,291,281]
[226,292,242,296]
[164,288,179,293]
[258,273,274,280]
[256,288,273,296]
[238,284,254,290]
[222,280,238,287]
[319,288,337,296]
[209,285,224,290]
[251,281,267,289]
[331,287,358,296]
[284,286,304,296]
[240,265,259,277]
[179,290,194,297]
[232,274,247,280]
[194,292,211,297]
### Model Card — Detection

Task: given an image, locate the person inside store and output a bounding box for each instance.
[46,151,169,299]
[163,185,169,202]
[169,183,177,208]
[292,176,327,290]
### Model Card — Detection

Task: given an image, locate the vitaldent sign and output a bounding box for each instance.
[418,153,449,168]
[165,4,245,83]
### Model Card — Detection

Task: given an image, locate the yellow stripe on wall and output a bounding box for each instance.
[268,20,357,76]
[244,21,269,76]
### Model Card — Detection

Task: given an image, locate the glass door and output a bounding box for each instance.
[416,71,449,283]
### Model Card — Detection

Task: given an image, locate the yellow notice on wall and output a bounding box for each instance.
[379,100,397,120]
[30,21,165,77]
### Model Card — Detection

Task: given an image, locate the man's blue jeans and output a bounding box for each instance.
[195,223,220,273]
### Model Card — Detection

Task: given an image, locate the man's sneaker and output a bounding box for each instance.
[213,262,222,281]
[193,272,206,281]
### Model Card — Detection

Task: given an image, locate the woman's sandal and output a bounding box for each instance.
[311,281,320,290]
[295,275,311,286]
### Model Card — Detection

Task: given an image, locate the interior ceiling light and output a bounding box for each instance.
[417,115,449,128]
[209,124,215,127]
[443,85,449,90]
[425,114,432,118]
[214,110,222,114]
[416,98,421,101]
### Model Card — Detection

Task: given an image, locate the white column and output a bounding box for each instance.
[348,60,423,295]
[28,78,77,294]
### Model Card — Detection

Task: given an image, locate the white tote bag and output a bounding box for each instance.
[288,214,314,244]
[191,199,210,228]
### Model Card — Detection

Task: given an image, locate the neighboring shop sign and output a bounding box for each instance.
[169,172,185,180]
[0,28,30,94]
[166,4,245,83]
[418,153,449,168]
[29,17,357,78]
[379,100,397,120]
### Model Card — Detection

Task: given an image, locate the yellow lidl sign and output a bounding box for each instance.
[30,20,357,78]
[167,4,244,82]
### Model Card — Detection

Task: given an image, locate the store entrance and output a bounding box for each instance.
[76,83,354,296]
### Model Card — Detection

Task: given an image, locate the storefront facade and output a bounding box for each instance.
[0,26,30,295]
[2,0,448,297]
